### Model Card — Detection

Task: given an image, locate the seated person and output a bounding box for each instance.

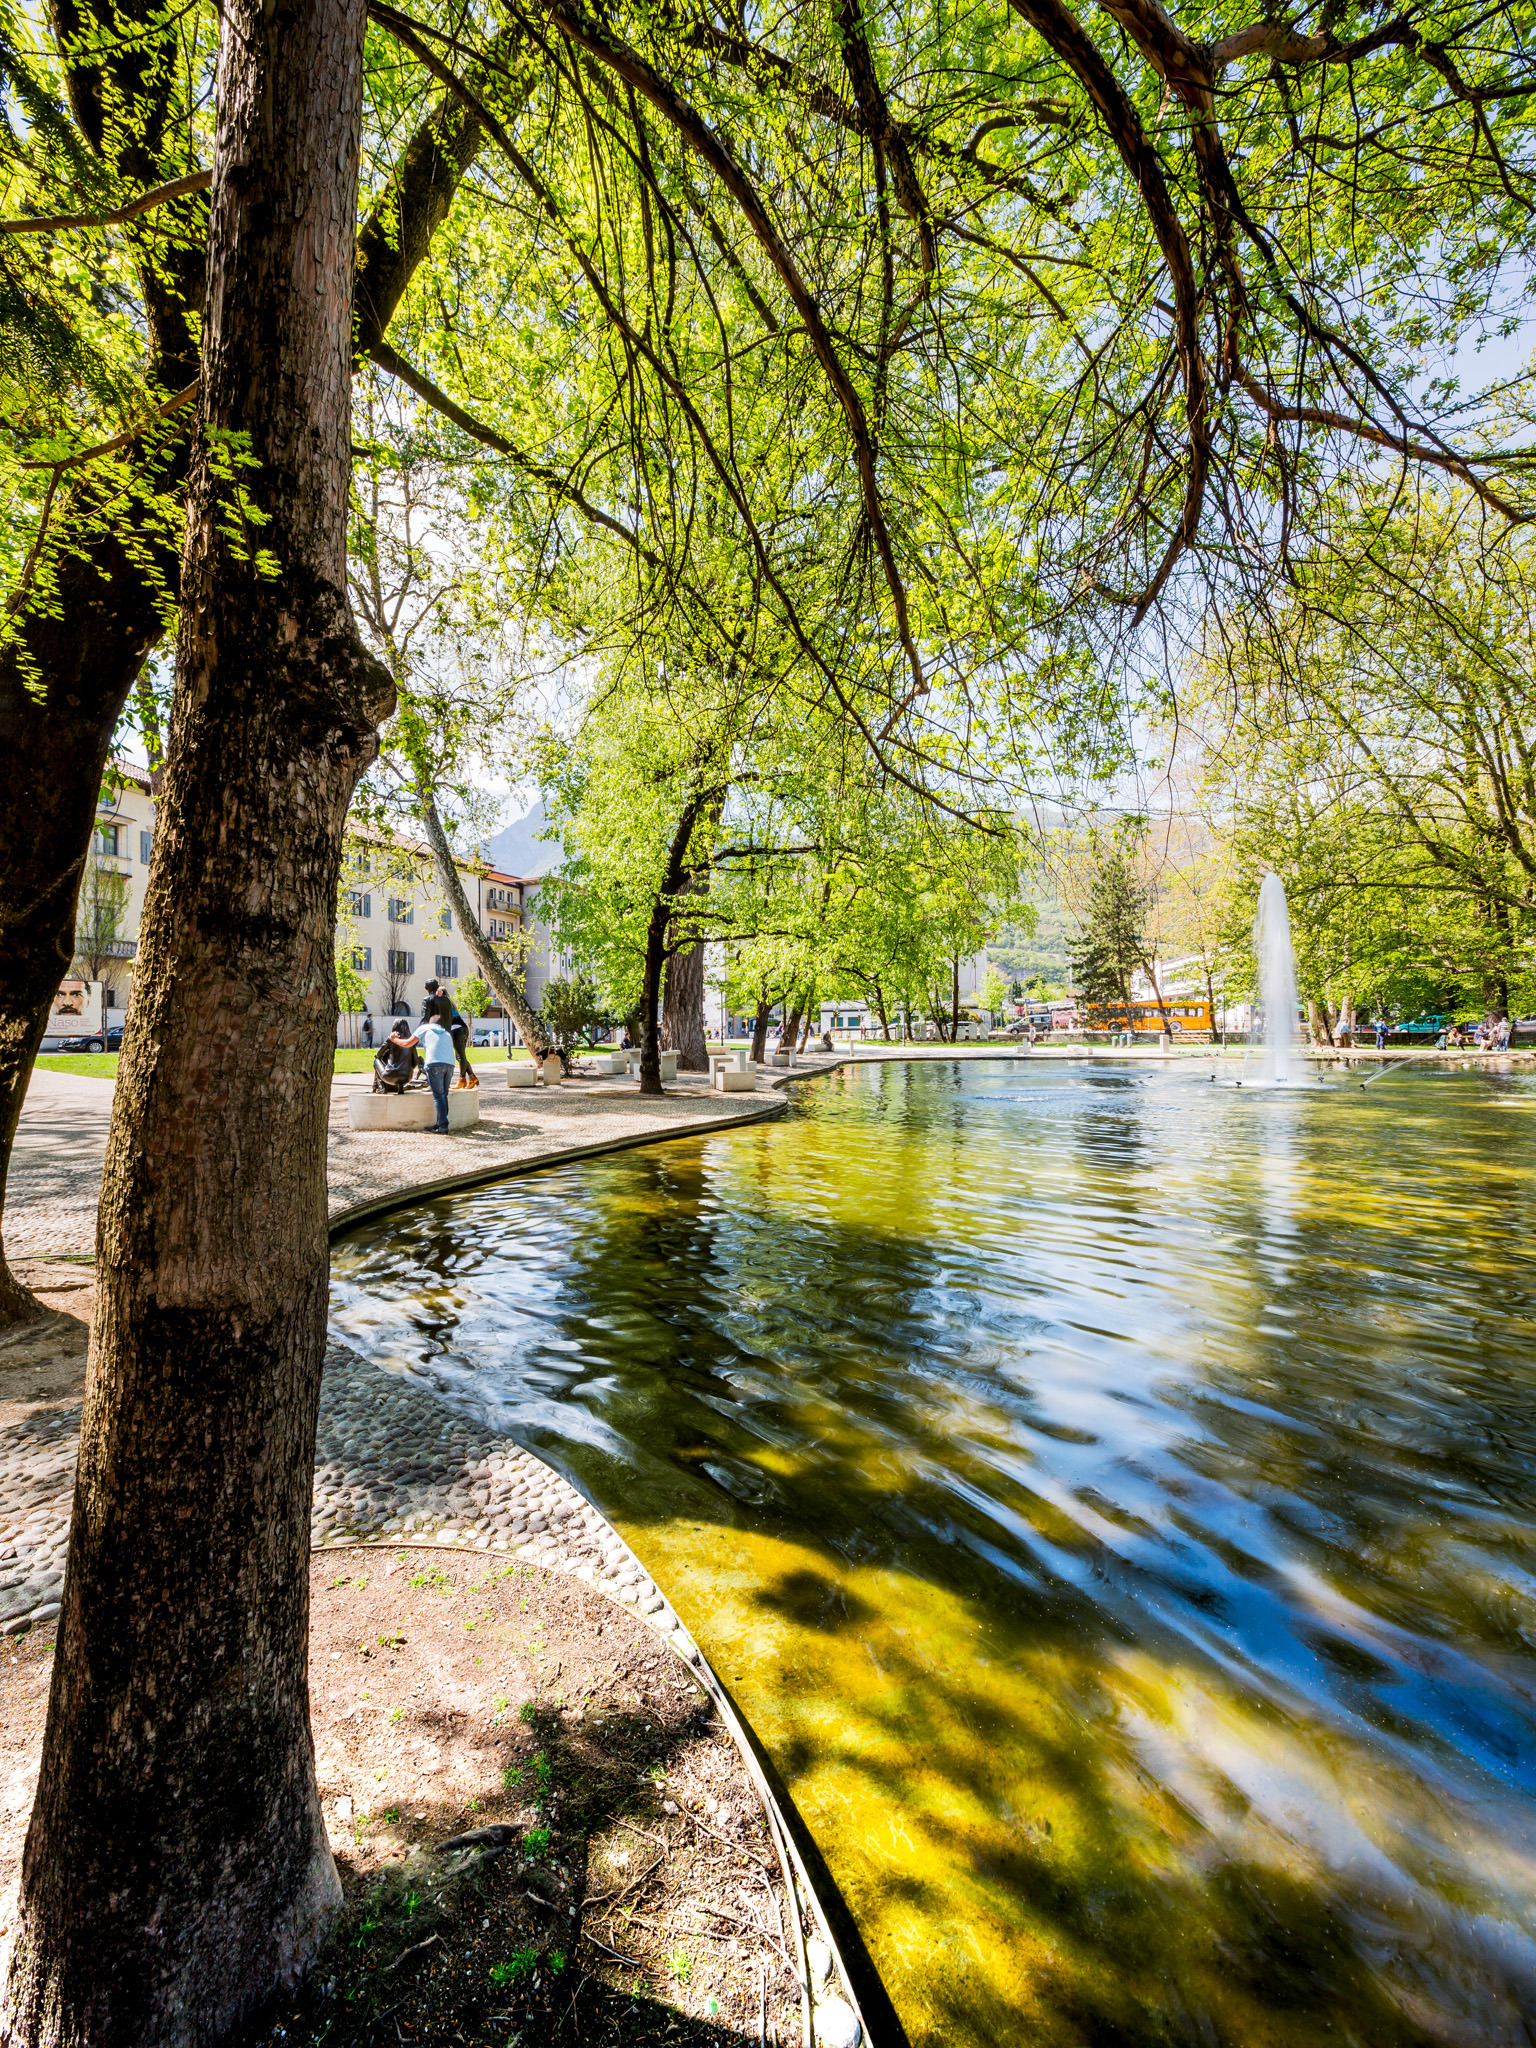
[373,1018,420,1093]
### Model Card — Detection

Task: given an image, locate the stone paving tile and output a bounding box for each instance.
[0,1343,679,1636]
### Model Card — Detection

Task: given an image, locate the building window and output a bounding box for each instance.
[139,830,153,865]
[105,988,117,1011]
[351,946,372,971]
[435,955,458,979]
[350,890,370,918]
[443,907,453,931]
[388,949,414,974]
[387,898,413,924]
[97,825,120,858]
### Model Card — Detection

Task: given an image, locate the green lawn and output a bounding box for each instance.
[36,1046,531,1081]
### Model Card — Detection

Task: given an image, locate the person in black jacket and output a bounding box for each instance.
[422,980,476,1086]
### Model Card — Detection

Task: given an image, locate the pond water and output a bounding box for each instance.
[329,1058,1536,2047]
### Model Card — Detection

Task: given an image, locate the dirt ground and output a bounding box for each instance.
[0,1546,803,2046]
[0,1258,90,1426]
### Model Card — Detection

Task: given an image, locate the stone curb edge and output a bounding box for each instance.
[325,1095,789,1242]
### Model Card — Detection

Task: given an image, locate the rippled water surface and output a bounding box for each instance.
[330,1059,1536,2046]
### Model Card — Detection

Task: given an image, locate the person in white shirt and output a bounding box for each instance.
[414,997,458,1132]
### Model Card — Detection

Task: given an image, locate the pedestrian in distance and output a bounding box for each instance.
[362,1015,373,1048]
[1374,1016,1388,1052]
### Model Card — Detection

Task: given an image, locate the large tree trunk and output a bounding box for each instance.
[1,0,390,2031]
[749,997,771,1063]
[0,75,485,1331]
[662,938,709,1070]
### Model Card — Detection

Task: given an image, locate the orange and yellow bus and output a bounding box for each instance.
[1081,997,1215,1038]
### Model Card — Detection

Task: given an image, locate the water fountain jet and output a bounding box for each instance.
[1252,872,1298,1084]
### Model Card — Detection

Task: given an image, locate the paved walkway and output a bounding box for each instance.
[0,1051,855,1634]
[6,1058,815,1262]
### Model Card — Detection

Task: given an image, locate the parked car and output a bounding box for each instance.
[472,1027,503,1047]
[57,1026,124,1053]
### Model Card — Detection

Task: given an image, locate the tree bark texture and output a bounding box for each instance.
[0,66,483,1331]
[749,998,770,1063]
[2,0,390,2031]
[661,938,708,1070]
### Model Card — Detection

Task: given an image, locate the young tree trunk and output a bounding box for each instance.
[950,956,960,1041]
[872,980,890,1041]
[638,908,670,1097]
[749,998,771,1063]
[798,988,817,1052]
[1138,953,1174,1035]
[415,786,549,1050]
[661,938,709,1070]
[636,800,705,1098]
[779,991,803,1051]
[2,0,392,2031]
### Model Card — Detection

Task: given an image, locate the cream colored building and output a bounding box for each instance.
[44,766,568,1048]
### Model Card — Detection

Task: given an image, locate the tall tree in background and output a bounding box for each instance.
[1069,852,1150,1017]
[2,0,392,2027]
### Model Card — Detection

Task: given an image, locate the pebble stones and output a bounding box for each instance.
[814,1997,863,2048]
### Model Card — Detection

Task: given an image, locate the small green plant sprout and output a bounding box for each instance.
[466,1797,480,1812]
[550,1950,567,1974]
[502,1764,524,1790]
[404,1889,419,1915]
[382,1808,401,1825]
[707,1998,720,2016]
[409,1565,451,1593]
[519,1702,537,1724]
[388,1704,403,1724]
[666,1949,692,1985]
[522,1825,550,1857]
[377,1630,405,1650]
[489,1950,539,1988]
[647,1763,665,1784]
[371,1768,387,1783]
[329,1572,351,1589]
[463,1619,477,1633]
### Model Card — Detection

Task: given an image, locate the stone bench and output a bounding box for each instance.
[715,1066,757,1093]
[506,1062,539,1088]
[348,1087,480,1131]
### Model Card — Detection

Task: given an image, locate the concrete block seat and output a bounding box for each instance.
[349,1086,479,1131]
[659,1051,679,1081]
[716,1066,757,1092]
[506,1062,540,1088]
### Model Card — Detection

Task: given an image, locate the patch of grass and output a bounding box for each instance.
[502,1764,524,1790]
[489,1949,539,1988]
[518,1701,538,1724]
[666,1948,692,1985]
[522,1826,550,1857]
[408,1564,452,1593]
[34,1052,118,1077]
